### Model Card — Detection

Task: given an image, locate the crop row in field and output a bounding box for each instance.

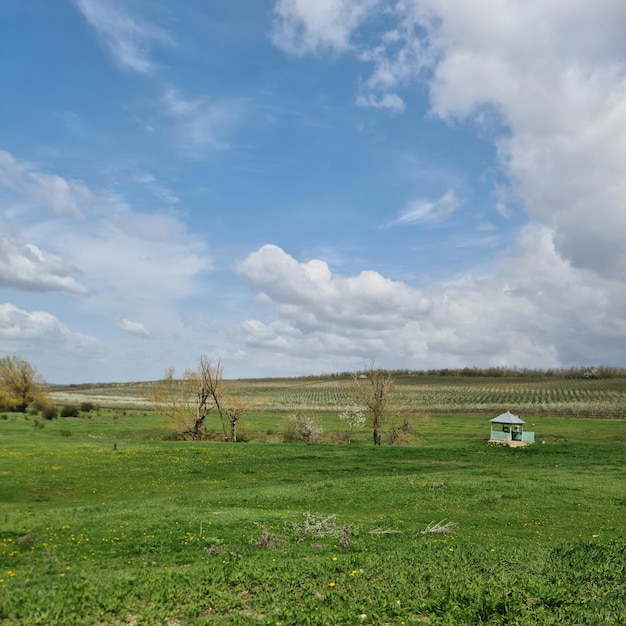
[49,375,626,417]
[225,377,626,417]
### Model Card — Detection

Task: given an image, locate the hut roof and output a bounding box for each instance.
[489,410,525,425]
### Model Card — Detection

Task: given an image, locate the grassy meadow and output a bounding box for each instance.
[1,374,625,624]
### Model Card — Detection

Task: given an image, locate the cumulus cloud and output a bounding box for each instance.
[0,303,96,345]
[237,239,626,369]
[417,0,626,278]
[0,303,103,382]
[118,318,150,336]
[237,244,431,331]
[0,235,87,294]
[272,0,626,280]
[73,0,173,74]
[272,0,381,54]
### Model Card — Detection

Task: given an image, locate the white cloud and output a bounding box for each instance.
[272,0,626,281]
[38,209,212,314]
[133,172,179,205]
[0,303,96,346]
[236,236,626,370]
[0,148,211,310]
[0,235,87,294]
[415,0,626,278]
[356,92,406,112]
[391,189,458,226]
[0,149,91,218]
[161,89,244,156]
[237,244,431,331]
[0,303,103,383]
[272,0,381,54]
[0,147,211,382]
[73,0,173,74]
[118,318,150,336]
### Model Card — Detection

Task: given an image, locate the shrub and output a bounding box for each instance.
[41,405,58,420]
[338,403,366,443]
[79,401,98,413]
[282,412,323,443]
[60,404,80,418]
[388,419,414,445]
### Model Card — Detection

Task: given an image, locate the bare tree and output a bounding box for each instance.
[225,401,247,443]
[351,363,394,446]
[147,356,247,441]
[0,356,47,412]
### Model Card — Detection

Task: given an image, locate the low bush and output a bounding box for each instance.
[41,405,58,420]
[60,404,80,418]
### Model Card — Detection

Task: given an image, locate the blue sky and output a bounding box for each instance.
[1,0,625,383]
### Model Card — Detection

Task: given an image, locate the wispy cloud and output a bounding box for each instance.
[73,0,173,74]
[0,148,90,218]
[356,92,405,113]
[133,173,179,205]
[161,88,244,157]
[0,147,212,334]
[390,190,459,227]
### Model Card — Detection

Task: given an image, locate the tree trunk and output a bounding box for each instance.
[192,416,204,440]
[372,427,381,446]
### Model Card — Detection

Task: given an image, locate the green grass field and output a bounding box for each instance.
[2,378,626,625]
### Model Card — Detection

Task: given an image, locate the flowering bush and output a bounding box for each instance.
[338,404,366,443]
[282,412,323,443]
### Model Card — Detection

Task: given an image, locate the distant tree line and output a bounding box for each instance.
[328,366,626,380]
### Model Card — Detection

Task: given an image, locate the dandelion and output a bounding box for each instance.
[329,581,336,587]
[349,569,357,576]
[331,556,337,561]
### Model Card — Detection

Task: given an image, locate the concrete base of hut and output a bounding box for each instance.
[488,439,530,447]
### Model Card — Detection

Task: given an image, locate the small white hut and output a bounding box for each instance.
[489,411,535,446]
